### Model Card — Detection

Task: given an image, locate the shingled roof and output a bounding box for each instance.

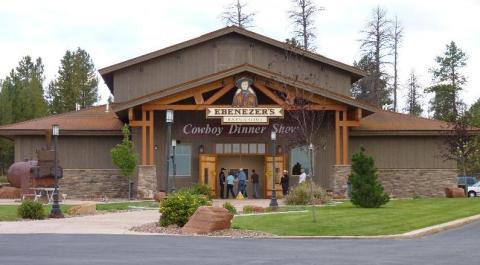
[0,105,123,136]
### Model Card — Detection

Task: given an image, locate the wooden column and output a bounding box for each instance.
[335,110,341,165]
[342,111,349,165]
[149,110,154,165]
[141,110,147,165]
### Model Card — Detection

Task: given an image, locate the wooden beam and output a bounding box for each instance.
[149,110,154,165]
[128,108,134,121]
[129,121,143,127]
[204,82,235,105]
[141,110,147,165]
[342,111,349,165]
[335,110,341,165]
[150,80,226,105]
[356,108,362,121]
[338,121,360,127]
[143,103,346,111]
[253,81,286,106]
[194,93,204,104]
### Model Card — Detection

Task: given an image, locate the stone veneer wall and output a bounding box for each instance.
[137,165,156,199]
[331,166,458,198]
[378,168,457,198]
[60,169,128,199]
[331,165,351,198]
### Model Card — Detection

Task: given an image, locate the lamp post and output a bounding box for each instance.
[270,131,278,207]
[171,139,177,192]
[165,110,174,193]
[49,124,64,218]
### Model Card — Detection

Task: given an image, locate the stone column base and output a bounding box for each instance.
[332,165,351,198]
[137,165,157,199]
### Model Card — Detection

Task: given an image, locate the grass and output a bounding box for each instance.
[0,175,7,183]
[232,198,480,236]
[0,205,72,221]
[0,200,157,221]
[96,200,158,212]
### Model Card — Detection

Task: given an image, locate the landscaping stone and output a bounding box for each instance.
[445,187,465,198]
[244,205,265,213]
[153,192,167,202]
[0,186,21,199]
[67,202,97,216]
[182,206,233,234]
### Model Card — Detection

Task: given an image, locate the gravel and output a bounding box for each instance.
[130,222,274,238]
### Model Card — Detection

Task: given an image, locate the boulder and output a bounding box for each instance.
[153,192,167,202]
[244,205,265,213]
[182,206,233,234]
[67,202,97,216]
[445,187,465,198]
[0,186,21,199]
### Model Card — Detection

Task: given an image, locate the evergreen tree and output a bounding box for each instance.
[391,16,403,112]
[352,55,389,106]
[221,0,255,28]
[358,6,393,108]
[427,41,467,121]
[47,48,98,114]
[111,125,138,199]
[404,70,423,116]
[465,98,480,128]
[288,0,324,51]
[348,147,389,208]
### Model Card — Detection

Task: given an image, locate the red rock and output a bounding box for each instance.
[153,192,167,202]
[182,206,233,234]
[0,186,21,199]
[445,187,465,198]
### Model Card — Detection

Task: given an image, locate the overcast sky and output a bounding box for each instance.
[1,0,479,115]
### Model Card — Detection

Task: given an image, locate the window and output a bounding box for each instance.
[232,143,240,153]
[215,143,223,154]
[257,143,265,154]
[290,146,313,175]
[169,144,192,177]
[213,143,266,155]
[241,143,249,154]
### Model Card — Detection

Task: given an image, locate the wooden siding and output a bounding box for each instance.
[14,135,121,169]
[349,136,455,169]
[113,34,352,102]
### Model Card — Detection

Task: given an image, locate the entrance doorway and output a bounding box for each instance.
[217,155,265,198]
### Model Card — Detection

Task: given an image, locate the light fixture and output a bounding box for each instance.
[271,131,276,141]
[166,109,174,123]
[309,143,314,150]
[172,139,177,147]
[199,145,204,154]
[52,124,60,136]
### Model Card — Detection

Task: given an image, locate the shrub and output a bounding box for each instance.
[242,205,254,214]
[17,200,46,220]
[349,147,390,208]
[159,191,210,227]
[178,183,213,200]
[222,202,237,215]
[286,182,331,205]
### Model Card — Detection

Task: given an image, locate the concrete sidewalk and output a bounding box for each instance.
[0,210,159,235]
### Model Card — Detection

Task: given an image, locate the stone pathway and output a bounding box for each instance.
[0,210,159,235]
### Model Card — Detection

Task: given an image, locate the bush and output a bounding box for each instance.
[242,205,254,214]
[159,191,210,227]
[222,202,237,215]
[349,147,390,208]
[17,200,46,220]
[177,183,213,200]
[286,182,331,205]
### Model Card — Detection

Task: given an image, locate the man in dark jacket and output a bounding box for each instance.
[280,170,289,196]
[251,169,259,199]
[218,168,226,199]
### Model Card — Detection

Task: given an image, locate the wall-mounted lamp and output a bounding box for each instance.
[199,145,204,154]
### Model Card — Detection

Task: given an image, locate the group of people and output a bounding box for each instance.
[218,167,293,199]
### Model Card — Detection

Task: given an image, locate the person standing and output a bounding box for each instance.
[280,170,289,196]
[251,169,259,199]
[218,168,226,199]
[226,171,236,199]
[238,168,248,198]
[299,168,307,184]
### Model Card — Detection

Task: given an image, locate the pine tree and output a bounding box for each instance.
[288,0,323,51]
[111,125,138,199]
[404,70,423,116]
[427,41,467,121]
[352,55,388,106]
[221,0,255,28]
[391,16,403,112]
[47,48,98,114]
[348,147,389,208]
[465,98,480,128]
[358,6,393,108]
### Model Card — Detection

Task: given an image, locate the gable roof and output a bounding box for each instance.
[110,63,378,113]
[99,26,366,91]
[0,105,123,136]
[351,110,473,135]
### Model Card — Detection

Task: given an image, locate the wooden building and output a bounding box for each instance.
[0,26,458,199]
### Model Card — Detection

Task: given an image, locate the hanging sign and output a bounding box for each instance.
[206,107,284,124]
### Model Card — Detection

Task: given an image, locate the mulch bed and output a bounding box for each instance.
[130,222,274,238]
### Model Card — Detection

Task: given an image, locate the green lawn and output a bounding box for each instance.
[0,205,72,221]
[0,175,7,183]
[96,200,158,212]
[233,198,480,236]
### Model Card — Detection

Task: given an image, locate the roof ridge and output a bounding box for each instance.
[0,105,108,130]
[376,109,450,124]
